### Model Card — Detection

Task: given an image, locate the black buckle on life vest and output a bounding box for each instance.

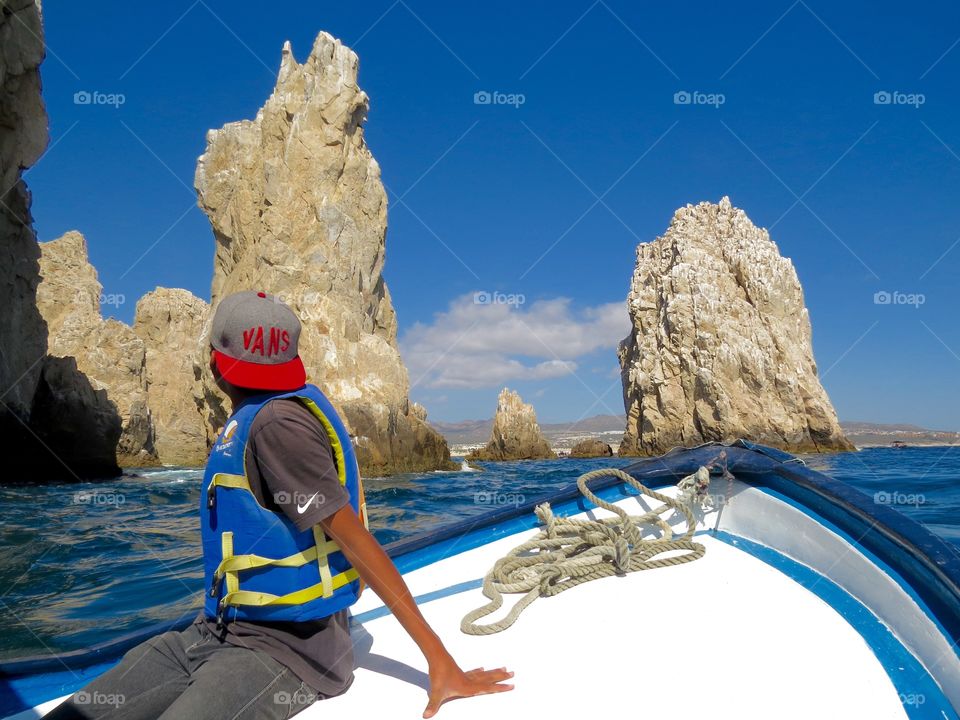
[215,599,227,630]
[209,573,223,598]
[206,484,216,510]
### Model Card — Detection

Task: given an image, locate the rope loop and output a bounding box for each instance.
[535,502,557,538]
[461,466,711,635]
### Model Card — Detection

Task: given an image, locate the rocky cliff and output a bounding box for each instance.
[32,252,214,468]
[37,231,156,466]
[195,31,453,475]
[618,197,853,455]
[0,0,50,478]
[133,288,211,465]
[468,388,555,461]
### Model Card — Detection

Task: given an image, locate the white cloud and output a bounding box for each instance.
[400,294,630,390]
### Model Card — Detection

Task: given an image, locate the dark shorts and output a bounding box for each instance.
[43,623,322,720]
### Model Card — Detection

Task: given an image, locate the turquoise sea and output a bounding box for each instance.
[0,447,957,659]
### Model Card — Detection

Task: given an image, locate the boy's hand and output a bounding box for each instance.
[423,656,514,718]
[320,505,515,717]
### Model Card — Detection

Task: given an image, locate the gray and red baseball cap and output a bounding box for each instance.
[210,290,306,391]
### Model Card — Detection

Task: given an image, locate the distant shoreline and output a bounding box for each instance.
[852,443,960,449]
[449,442,960,460]
[437,416,960,454]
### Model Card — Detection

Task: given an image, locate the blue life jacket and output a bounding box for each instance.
[200,383,367,626]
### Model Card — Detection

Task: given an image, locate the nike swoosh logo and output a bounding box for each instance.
[297,492,319,514]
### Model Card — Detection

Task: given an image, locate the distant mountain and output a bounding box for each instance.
[841,421,931,433]
[840,421,960,447]
[431,414,627,448]
[429,419,491,444]
[542,414,627,434]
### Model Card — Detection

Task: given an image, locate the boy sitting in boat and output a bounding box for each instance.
[46,291,513,720]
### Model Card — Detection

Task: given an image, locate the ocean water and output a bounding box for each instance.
[0,447,957,659]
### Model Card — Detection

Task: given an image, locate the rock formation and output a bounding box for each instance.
[133,288,211,465]
[30,235,215,470]
[36,231,156,466]
[31,260,215,469]
[194,31,454,475]
[468,388,555,461]
[618,197,853,456]
[569,438,614,458]
[0,0,50,479]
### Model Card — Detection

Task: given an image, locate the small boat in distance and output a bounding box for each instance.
[2,441,958,719]
[893,440,909,449]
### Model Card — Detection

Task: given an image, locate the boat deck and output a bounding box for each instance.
[18,480,955,720]
[317,491,913,720]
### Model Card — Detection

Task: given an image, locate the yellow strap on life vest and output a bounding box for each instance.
[313,525,335,598]
[298,396,368,530]
[221,532,239,595]
[210,472,250,491]
[211,539,342,579]
[219,568,360,608]
[298,399,348,487]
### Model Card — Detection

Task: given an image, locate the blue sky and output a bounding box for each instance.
[25,0,960,428]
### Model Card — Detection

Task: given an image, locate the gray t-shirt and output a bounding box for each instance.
[195,397,355,697]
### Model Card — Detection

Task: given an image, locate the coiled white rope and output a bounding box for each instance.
[461,466,711,635]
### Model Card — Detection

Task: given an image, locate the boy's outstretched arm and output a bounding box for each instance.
[321,505,514,718]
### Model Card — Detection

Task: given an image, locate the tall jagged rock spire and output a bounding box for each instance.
[195,31,453,475]
[468,388,555,461]
[618,197,853,455]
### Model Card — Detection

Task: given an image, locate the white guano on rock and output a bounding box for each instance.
[618,197,853,455]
